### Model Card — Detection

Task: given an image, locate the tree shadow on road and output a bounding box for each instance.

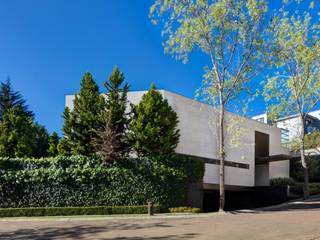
[229,200,320,214]
[0,221,199,240]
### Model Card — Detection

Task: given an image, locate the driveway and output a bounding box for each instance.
[0,199,320,240]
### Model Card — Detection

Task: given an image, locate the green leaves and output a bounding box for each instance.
[264,0,320,119]
[0,155,204,208]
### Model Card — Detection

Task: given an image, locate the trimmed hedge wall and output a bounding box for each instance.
[0,205,161,218]
[0,155,204,208]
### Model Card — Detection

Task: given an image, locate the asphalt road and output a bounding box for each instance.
[0,199,320,240]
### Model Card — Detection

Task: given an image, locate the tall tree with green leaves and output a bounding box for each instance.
[263,0,320,199]
[128,84,179,157]
[150,0,267,210]
[60,73,105,156]
[0,78,33,120]
[93,66,130,160]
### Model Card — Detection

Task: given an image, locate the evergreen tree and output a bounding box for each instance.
[0,78,33,120]
[128,84,180,156]
[33,124,50,158]
[0,106,36,157]
[58,107,72,155]
[0,80,50,158]
[48,132,60,156]
[60,73,105,156]
[93,66,130,160]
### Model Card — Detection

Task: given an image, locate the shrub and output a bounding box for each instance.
[309,183,320,195]
[270,177,296,187]
[168,207,201,213]
[290,156,320,182]
[294,182,320,196]
[0,205,162,218]
[0,155,204,208]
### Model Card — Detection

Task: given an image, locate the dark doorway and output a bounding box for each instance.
[255,131,269,158]
[203,190,254,212]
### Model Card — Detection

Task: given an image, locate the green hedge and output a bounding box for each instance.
[168,207,201,213]
[0,205,161,218]
[270,177,296,187]
[0,155,204,208]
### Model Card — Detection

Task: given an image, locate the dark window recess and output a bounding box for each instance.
[178,154,249,169]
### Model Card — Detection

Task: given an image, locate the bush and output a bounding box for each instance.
[0,205,162,218]
[168,207,201,213]
[0,155,204,208]
[309,183,320,195]
[270,177,296,187]
[294,182,320,196]
[290,156,320,182]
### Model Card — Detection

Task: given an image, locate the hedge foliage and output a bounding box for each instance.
[0,155,204,208]
[168,207,201,213]
[0,205,161,218]
[270,177,296,187]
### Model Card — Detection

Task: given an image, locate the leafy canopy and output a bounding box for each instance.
[263,0,320,121]
[150,0,267,108]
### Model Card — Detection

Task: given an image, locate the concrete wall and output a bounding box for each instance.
[65,90,290,188]
[159,91,289,187]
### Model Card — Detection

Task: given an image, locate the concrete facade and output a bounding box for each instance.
[66,90,290,191]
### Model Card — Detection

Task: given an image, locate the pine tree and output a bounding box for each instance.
[93,66,130,160]
[128,84,180,156]
[60,73,105,156]
[0,78,33,120]
[0,106,36,157]
[58,107,72,155]
[0,80,50,158]
[48,132,60,156]
[33,124,50,158]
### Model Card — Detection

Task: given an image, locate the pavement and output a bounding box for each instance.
[0,198,320,240]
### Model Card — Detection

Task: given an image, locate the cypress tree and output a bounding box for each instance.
[128,84,180,156]
[61,72,105,156]
[93,66,130,160]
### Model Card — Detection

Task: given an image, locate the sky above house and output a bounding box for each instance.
[0,0,316,134]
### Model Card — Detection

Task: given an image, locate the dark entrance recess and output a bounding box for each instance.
[203,188,289,212]
[255,131,269,158]
[203,190,253,212]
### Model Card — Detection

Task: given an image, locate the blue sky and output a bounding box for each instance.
[0,0,314,134]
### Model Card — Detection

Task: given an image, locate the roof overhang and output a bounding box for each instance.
[255,154,291,164]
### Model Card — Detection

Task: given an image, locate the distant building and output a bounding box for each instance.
[252,110,320,147]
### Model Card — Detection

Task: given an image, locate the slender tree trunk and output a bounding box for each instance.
[299,114,309,199]
[218,99,225,211]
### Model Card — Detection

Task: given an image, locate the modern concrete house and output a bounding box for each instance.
[66,90,290,209]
